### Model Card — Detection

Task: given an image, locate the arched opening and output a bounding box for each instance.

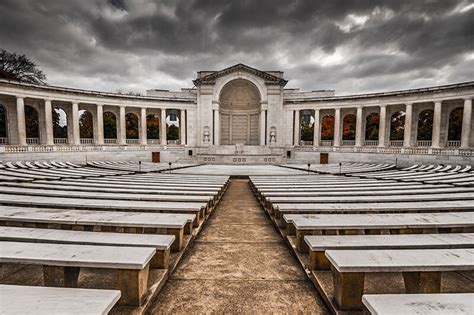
[342,114,356,145]
[365,113,380,145]
[390,111,405,146]
[447,107,463,147]
[25,105,39,144]
[320,115,335,145]
[103,112,117,144]
[79,110,94,144]
[53,108,68,144]
[126,113,139,142]
[219,79,261,145]
[0,105,7,144]
[146,114,160,144]
[417,109,434,146]
[165,109,180,144]
[299,109,315,145]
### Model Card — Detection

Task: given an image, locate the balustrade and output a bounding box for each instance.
[126,139,139,145]
[104,139,117,144]
[26,138,39,145]
[0,137,7,145]
[321,140,333,146]
[390,140,404,147]
[53,138,68,145]
[364,140,378,146]
[447,140,461,147]
[417,140,432,147]
[341,140,355,146]
[80,138,94,145]
[147,139,161,144]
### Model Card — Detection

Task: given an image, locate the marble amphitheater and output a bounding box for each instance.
[0,64,473,314]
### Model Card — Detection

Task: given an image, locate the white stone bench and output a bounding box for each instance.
[0,186,214,203]
[0,193,207,225]
[0,284,121,315]
[2,181,219,196]
[287,212,474,252]
[0,241,156,306]
[268,192,474,204]
[362,293,474,315]
[0,226,175,268]
[325,248,474,311]
[0,206,193,251]
[305,233,474,270]
[39,179,224,192]
[273,200,474,220]
[0,169,60,180]
[262,186,471,198]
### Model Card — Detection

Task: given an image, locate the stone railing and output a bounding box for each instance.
[80,138,94,145]
[294,145,473,156]
[342,140,355,146]
[389,140,403,147]
[364,140,378,146]
[300,140,313,146]
[126,139,139,145]
[2,144,152,153]
[0,137,7,145]
[26,138,39,145]
[447,140,461,147]
[104,139,117,144]
[417,140,432,147]
[321,140,333,146]
[147,139,160,144]
[167,139,181,145]
[53,138,68,145]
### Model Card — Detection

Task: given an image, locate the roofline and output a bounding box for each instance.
[284,81,474,103]
[0,79,196,103]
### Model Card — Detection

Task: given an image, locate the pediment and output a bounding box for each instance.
[193,63,287,87]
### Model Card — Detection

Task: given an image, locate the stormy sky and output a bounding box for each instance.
[1,0,473,95]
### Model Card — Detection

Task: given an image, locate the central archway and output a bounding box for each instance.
[219,79,261,145]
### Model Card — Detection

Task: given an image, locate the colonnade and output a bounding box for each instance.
[293,98,472,149]
[11,96,187,146]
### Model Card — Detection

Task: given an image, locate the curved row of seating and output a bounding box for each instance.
[280,162,396,174]
[0,162,228,314]
[87,160,197,173]
[250,168,474,315]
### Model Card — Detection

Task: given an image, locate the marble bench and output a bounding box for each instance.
[305,233,474,270]
[38,179,224,192]
[0,186,215,204]
[266,192,474,204]
[287,212,474,252]
[362,293,474,315]
[0,284,121,315]
[325,248,474,311]
[0,194,207,226]
[273,200,474,220]
[0,226,175,268]
[0,241,156,306]
[2,181,219,196]
[0,206,193,251]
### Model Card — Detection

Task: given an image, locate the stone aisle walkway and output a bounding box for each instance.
[149,179,328,314]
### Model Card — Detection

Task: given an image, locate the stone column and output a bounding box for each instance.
[403,103,413,147]
[16,96,26,146]
[293,110,300,146]
[160,109,167,145]
[313,109,320,146]
[119,106,126,145]
[431,101,442,148]
[355,106,363,147]
[461,98,472,149]
[260,109,266,145]
[71,102,80,145]
[96,104,104,145]
[180,109,186,145]
[140,107,147,145]
[378,105,387,147]
[213,108,220,145]
[44,99,54,145]
[334,108,341,146]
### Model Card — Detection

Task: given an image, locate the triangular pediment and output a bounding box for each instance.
[193,63,287,86]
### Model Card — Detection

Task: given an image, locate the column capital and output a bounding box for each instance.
[43,98,53,102]
[356,105,363,110]
[463,97,472,101]
[379,104,387,108]
[405,102,413,106]
[16,94,26,100]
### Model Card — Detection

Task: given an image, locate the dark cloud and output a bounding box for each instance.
[0,0,472,94]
